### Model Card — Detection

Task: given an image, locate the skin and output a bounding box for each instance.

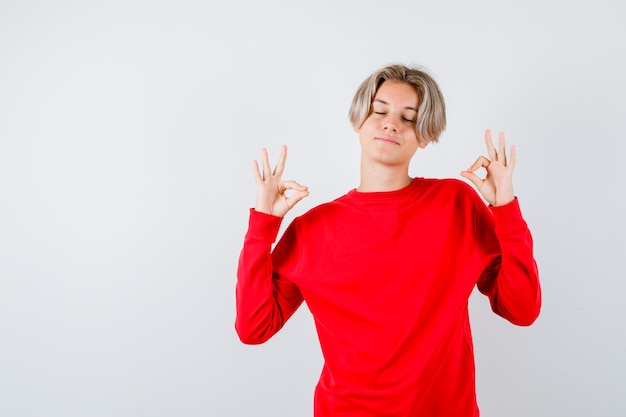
[252,145,309,218]
[354,80,425,193]
[461,130,516,207]
[253,81,516,217]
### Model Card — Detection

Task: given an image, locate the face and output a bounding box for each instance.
[356,80,424,169]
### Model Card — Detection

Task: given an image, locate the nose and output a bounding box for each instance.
[383,114,399,132]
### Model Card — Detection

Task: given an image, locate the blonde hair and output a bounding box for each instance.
[348,64,446,144]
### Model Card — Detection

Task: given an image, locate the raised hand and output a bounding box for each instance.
[253,145,309,217]
[460,130,516,207]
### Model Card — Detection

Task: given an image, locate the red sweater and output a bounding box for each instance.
[236,178,541,416]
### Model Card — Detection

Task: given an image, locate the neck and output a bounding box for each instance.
[357,161,412,192]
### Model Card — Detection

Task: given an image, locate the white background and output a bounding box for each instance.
[1,1,624,416]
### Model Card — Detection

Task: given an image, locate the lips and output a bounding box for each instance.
[376,136,400,145]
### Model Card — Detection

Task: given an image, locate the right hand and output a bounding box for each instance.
[253,145,309,217]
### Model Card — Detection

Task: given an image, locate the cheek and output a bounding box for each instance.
[401,126,418,140]
[358,118,375,133]
[401,126,412,136]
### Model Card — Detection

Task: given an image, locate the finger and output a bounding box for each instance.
[498,132,507,165]
[261,148,271,180]
[282,180,308,192]
[465,155,490,173]
[286,189,310,209]
[252,160,262,183]
[508,144,517,171]
[274,145,287,176]
[484,130,497,161]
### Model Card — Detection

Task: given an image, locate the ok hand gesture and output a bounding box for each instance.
[461,130,516,207]
[253,145,309,217]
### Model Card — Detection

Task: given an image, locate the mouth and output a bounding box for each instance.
[375,136,400,145]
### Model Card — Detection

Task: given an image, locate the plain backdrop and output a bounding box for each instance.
[1,1,624,416]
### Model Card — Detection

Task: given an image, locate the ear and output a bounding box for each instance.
[418,140,428,149]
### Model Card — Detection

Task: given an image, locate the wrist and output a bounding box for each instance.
[492,195,515,207]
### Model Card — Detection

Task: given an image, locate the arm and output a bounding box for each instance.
[475,198,541,326]
[235,212,305,343]
[462,130,541,325]
[235,146,309,344]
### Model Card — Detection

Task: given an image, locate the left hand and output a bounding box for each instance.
[461,130,516,207]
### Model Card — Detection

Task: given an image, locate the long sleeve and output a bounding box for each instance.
[235,209,304,344]
[234,180,542,415]
[476,198,542,326]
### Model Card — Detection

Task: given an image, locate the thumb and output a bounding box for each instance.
[287,189,310,207]
[282,179,309,210]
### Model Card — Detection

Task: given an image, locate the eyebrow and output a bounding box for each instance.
[373,99,418,112]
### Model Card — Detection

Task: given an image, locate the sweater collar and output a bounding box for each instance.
[345,177,423,208]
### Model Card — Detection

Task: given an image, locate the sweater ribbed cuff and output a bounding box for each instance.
[246,208,283,243]
[490,198,528,235]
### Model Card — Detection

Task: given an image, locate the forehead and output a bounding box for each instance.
[373,80,419,108]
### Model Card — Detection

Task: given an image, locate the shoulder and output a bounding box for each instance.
[414,178,490,219]
[420,177,480,200]
[296,197,350,224]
